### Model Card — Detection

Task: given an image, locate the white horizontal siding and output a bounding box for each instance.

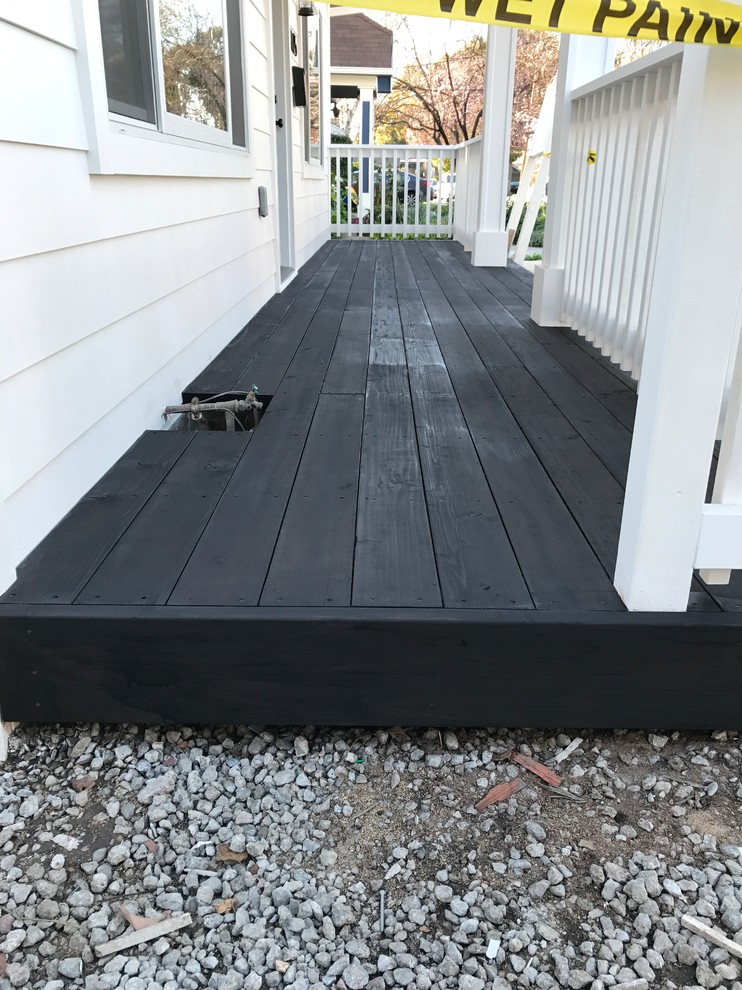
[0,146,265,262]
[0,241,276,499]
[1,0,76,46]
[3,270,276,568]
[0,0,329,590]
[1,208,273,380]
[0,22,87,150]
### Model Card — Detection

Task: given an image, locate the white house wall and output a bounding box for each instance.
[0,0,330,594]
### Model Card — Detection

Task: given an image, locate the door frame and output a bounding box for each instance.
[270,0,296,286]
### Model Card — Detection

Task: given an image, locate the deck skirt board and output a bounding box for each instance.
[2,606,742,726]
[3,240,741,725]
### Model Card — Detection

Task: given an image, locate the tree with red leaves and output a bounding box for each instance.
[375,35,486,146]
[375,27,559,155]
[510,30,560,158]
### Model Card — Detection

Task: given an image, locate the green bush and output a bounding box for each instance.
[330,162,449,238]
[506,195,547,248]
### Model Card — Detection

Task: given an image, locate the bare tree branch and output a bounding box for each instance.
[376,25,558,155]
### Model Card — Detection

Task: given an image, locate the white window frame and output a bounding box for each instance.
[301,8,324,176]
[72,0,254,178]
[152,0,237,148]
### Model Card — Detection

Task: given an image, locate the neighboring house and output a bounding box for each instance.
[330,9,393,112]
[330,10,392,205]
[0,0,330,593]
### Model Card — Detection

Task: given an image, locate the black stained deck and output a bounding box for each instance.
[3,240,742,729]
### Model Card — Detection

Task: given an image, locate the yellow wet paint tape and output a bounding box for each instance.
[587,150,598,164]
[334,0,742,46]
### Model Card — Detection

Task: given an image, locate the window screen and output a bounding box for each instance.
[98,0,156,123]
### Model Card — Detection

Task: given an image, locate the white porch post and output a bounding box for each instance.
[359,86,375,217]
[614,47,742,611]
[470,26,516,268]
[531,35,615,325]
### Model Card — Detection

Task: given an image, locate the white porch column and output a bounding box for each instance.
[614,47,742,611]
[470,26,516,268]
[530,35,615,325]
[359,86,375,216]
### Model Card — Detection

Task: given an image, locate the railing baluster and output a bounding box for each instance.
[584,84,618,343]
[392,148,398,237]
[595,79,629,358]
[622,70,662,377]
[573,90,604,340]
[612,73,647,367]
[425,149,432,237]
[347,149,353,237]
[448,151,456,239]
[415,148,420,237]
[560,48,684,380]
[381,145,388,240]
[632,59,681,379]
[334,147,340,235]
[563,97,589,331]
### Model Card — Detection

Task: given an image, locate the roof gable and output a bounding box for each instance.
[330,13,393,69]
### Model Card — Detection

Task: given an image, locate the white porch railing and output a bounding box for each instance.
[328,142,489,240]
[328,144,457,238]
[561,46,683,380]
[450,136,481,251]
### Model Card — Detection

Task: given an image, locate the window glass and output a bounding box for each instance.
[98,0,247,147]
[158,0,227,130]
[305,16,321,163]
[226,0,246,147]
[99,0,156,123]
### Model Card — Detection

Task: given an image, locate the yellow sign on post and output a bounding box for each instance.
[333,0,742,46]
[587,149,597,164]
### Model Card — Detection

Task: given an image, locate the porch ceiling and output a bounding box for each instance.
[3,241,742,727]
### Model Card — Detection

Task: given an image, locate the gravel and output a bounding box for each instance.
[0,725,741,990]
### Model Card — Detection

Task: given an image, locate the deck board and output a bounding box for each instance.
[76,432,247,606]
[352,244,441,607]
[4,431,193,605]
[232,243,349,395]
[3,238,742,726]
[541,341,638,431]
[393,243,533,609]
[184,240,338,400]
[260,393,364,606]
[407,243,621,610]
[322,241,375,395]
[438,248,634,484]
[170,241,362,606]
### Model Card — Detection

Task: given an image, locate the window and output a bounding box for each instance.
[98,0,246,148]
[303,11,321,165]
